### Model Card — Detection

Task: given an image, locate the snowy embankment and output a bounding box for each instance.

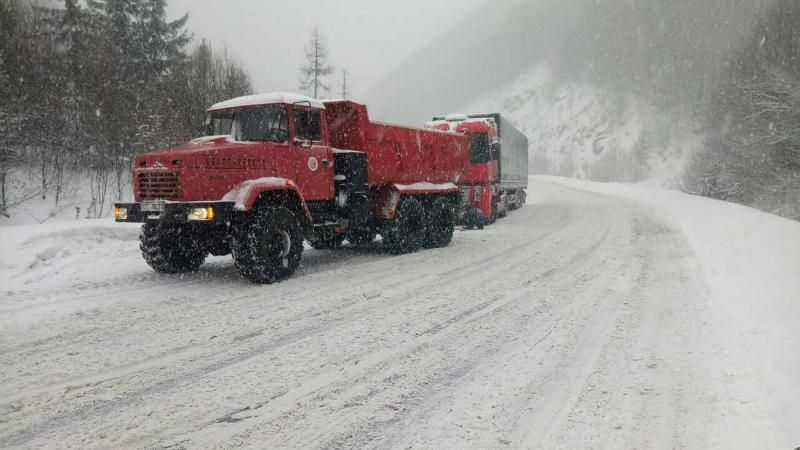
[0,220,144,326]
[540,175,800,434]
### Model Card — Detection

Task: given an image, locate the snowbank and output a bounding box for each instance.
[0,220,143,318]
[539,175,800,435]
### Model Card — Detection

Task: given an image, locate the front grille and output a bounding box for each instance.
[138,172,183,200]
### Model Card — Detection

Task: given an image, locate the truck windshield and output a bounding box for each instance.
[204,105,290,143]
[238,105,289,142]
[469,133,491,164]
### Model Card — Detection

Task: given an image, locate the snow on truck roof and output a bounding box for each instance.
[208,92,326,111]
[445,113,469,122]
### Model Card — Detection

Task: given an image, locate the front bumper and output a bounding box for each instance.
[113,201,236,224]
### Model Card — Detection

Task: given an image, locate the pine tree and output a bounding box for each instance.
[48,0,93,205]
[85,0,191,201]
[299,26,334,99]
[132,0,190,154]
[0,0,256,219]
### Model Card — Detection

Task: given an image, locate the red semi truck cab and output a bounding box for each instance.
[114,93,471,283]
[425,113,529,225]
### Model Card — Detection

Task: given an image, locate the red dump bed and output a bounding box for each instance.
[324,100,469,186]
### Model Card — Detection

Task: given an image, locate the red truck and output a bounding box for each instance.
[113,93,471,283]
[425,114,528,226]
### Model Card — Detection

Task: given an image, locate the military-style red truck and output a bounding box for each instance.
[114,93,471,283]
[425,113,528,225]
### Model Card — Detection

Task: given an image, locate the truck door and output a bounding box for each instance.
[292,106,334,201]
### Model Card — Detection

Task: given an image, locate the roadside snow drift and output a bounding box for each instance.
[541,175,800,441]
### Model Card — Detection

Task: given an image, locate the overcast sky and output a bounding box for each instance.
[166,0,486,99]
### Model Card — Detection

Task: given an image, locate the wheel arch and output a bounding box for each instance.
[223,178,313,228]
[251,190,313,230]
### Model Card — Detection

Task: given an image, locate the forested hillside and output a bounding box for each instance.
[686,0,800,219]
[0,0,252,220]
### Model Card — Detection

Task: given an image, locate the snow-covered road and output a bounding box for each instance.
[0,179,796,449]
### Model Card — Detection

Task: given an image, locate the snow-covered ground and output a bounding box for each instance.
[0,177,798,449]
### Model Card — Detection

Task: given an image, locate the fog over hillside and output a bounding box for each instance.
[366,0,800,219]
[365,0,771,125]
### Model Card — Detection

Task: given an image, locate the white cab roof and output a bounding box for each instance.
[209,92,326,111]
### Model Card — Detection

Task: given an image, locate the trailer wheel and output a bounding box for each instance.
[383,197,425,254]
[140,222,207,274]
[423,198,455,248]
[346,228,377,247]
[231,206,304,284]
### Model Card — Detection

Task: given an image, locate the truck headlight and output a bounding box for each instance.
[114,207,128,220]
[188,207,214,221]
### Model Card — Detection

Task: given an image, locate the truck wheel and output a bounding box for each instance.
[231,206,304,284]
[346,228,377,247]
[488,202,498,224]
[383,197,425,254]
[140,222,207,274]
[423,198,455,248]
[310,234,345,250]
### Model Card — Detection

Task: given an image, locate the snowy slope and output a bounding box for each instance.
[463,65,703,184]
[1,178,798,449]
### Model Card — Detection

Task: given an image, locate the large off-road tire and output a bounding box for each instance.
[423,197,455,248]
[140,222,207,274]
[346,228,377,247]
[382,197,425,255]
[231,206,304,284]
[309,234,345,250]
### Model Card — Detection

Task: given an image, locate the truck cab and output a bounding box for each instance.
[425,114,504,223]
[426,112,529,225]
[134,94,335,207]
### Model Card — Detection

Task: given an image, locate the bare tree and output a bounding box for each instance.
[340,69,350,99]
[299,26,334,99]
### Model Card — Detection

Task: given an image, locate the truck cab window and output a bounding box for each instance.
[238,105,289,142]
[205,111,234,136]
[469,133,491,164]
[293,108,322,141]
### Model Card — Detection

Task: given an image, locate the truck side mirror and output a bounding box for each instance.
[491,143,500,160]
[293,137,312,148]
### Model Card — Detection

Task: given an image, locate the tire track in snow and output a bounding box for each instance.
[0,205,578,447]
[165,202,620,449]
